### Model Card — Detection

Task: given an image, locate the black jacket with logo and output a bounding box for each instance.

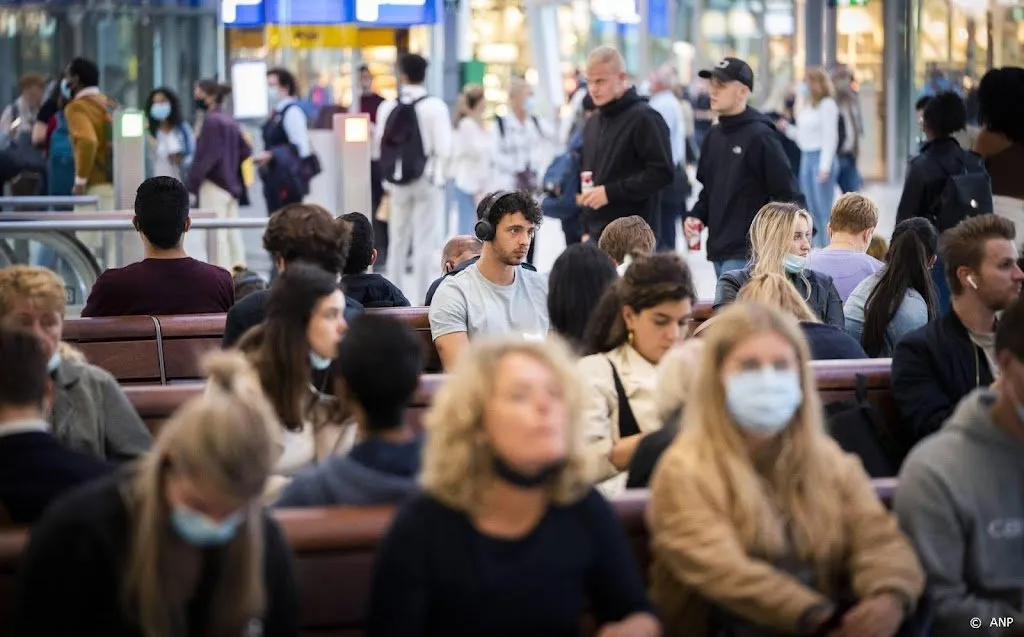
[690,107,803,262]
[580,88,674,236]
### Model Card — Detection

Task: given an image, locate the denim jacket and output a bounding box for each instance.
[844,271,930,357]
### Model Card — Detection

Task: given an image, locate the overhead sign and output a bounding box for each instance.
[220,0,440,26]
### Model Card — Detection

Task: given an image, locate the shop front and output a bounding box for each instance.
[223,0,442,120]
[0,0,219,112]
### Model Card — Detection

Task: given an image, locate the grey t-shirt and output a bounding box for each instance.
[428,263,550,341]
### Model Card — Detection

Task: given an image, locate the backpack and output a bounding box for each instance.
[932,153,993,232]
[48,112,76,196]
[824,374,904,477]
[540,135,581,221]
[379,96,429,185]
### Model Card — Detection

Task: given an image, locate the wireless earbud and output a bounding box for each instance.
[968,275,979,290]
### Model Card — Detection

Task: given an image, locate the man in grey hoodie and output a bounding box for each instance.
[276,314,423,507]
[894,298,1024,637]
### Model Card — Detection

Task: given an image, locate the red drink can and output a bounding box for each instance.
[580,171,594,192]
[688,220,703,251]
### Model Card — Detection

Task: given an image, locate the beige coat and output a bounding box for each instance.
[648,438,924,636]
[578,344,662,496]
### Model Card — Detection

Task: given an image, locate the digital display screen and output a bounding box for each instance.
[231,60,270,121]
[120,112,146,138]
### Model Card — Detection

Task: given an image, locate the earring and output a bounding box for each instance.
[627,330,635,346]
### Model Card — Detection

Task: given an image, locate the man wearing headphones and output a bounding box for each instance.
[428,191,549,371]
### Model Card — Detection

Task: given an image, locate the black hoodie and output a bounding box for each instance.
[690,107,803,262]
[580,87,674,237]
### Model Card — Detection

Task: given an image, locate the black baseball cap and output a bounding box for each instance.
[699,57,754,91]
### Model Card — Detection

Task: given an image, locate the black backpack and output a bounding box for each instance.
[932,153,993,232]
[379,96,429,185]
[824,374,905,477]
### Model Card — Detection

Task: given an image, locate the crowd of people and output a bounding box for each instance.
[0,41,1022,637]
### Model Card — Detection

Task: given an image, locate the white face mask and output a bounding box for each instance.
[309,351,332,371]
[725,368,803,436]
[46,351,62,374]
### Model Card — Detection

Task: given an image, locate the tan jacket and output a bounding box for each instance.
[648,438,924,636]
[64,90,113,186]
[578,344,662,495]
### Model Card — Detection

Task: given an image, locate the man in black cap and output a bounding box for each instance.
[683,57,803,276]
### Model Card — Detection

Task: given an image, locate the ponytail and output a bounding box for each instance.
[454,84,484,126]
[861,219,938,356]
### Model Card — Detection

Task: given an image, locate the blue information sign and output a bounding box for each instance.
[220,0,440,27]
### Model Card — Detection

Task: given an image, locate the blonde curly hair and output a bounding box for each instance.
[421,336,592,514]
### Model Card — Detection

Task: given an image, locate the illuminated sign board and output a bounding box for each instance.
[220,0,439,27]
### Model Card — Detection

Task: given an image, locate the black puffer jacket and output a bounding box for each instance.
[713,267,845,329]
[342,273,410,309]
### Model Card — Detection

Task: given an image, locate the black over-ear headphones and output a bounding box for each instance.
[474,190,514,243]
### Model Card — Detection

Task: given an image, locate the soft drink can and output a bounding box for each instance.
[580,171,594,192]
[688,220,703,251]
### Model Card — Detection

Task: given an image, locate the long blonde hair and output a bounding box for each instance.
[421,337,591,514]
[675,303,845,569]
[123,352,281,637]
[805,67,835,106]
[737,273,820,323]
[749,202,813,298]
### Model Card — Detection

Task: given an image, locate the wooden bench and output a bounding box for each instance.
[0,484,896,637]
[124,360,893,444]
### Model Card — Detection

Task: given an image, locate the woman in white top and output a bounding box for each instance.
[577,253,697,497]
[778,67,839,249]
[144,87,194,182]
[237,262,352,491]
[451,85,494,235]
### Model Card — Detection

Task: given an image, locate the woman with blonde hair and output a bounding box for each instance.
[0,265,151,461]
[578,253,697,497]
[13,351,300,637]
[714,202,844,328]
[734,273,867,359]
[777,67,840,247]
[648,302,923,636]
[368,337,659,637]
[451,84,494,234]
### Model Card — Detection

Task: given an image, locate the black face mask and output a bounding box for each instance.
[492,454,565,489]
[194,99,208,112]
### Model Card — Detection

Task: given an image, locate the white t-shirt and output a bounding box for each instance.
[152,129,185,179]
[428,263,550,341]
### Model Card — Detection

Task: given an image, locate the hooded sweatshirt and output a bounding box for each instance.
[275,436,422,508]
[894,389,1024,637]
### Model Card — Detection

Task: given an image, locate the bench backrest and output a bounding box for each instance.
[0,484,895,637]
[63,302,717,383]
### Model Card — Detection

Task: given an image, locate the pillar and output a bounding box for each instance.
[804,0,824,68]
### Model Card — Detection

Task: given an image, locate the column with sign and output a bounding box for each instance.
[333,113,373,227]
[113,110,147,211]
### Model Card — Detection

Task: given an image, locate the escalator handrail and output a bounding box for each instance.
[0,230,103,287]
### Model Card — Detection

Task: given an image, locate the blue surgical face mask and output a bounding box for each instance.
[725,367,803,436]
[46,351,62,374]
[524,96,538,113]
[309,351,333,371]
[150,102,172,121]
[171,505,243,548]
[797,83,810,98]
[783,254,807,274]
[268,88,282,109]
[60,79,73,100]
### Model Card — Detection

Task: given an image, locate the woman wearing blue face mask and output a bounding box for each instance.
[238,261,351,487]
[144,87,194,182]
[13,351,301,637]
[714,202,845,329]
[648,302,925,636]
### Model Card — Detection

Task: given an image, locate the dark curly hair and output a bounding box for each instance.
[477,190,543,228]
[977,67,1024,145]
[340,212,373,275]
[144,87,185,137]
[582,253,697,355]
[263,203,351,275]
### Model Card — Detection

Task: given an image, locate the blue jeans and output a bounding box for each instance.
[799,150,838,249]
[836,154,863,193]
[455,188,477,236]
[713,258,747,278]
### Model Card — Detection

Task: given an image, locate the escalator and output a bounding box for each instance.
[0,232,102,315]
